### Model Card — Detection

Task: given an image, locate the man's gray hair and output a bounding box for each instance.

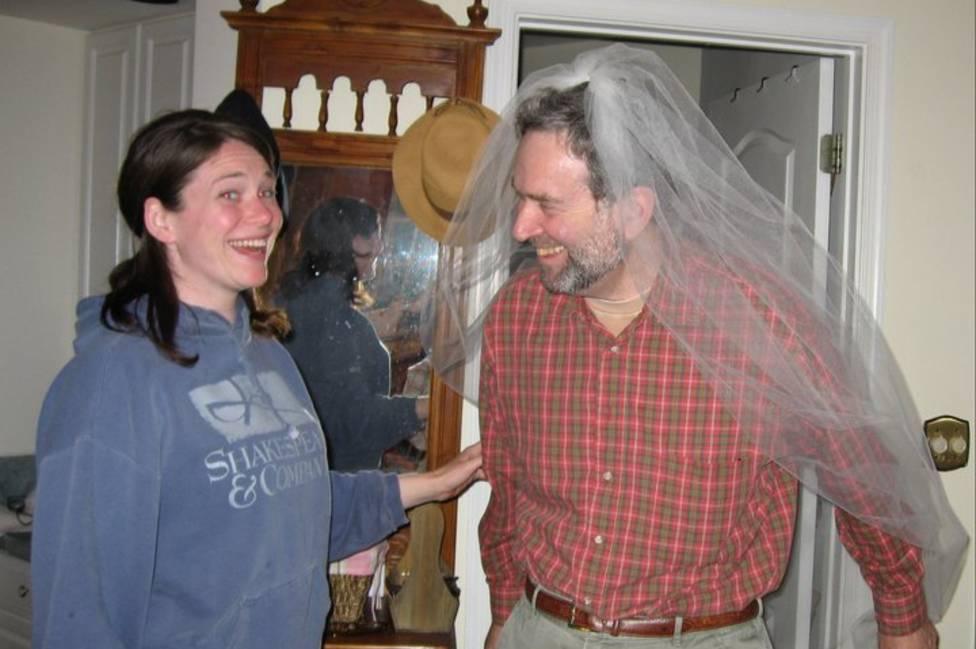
[514,82,609,201]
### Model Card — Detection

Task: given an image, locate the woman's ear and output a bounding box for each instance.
[143,197,177,244]
[620,186,655,240]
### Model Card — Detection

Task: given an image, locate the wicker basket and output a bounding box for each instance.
[329,574,372,627]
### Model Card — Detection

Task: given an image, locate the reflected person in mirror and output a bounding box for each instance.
[278,197,429,472]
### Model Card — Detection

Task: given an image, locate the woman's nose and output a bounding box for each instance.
[251,196,280,226]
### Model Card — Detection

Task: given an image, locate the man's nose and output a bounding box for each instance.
[512,202,542,242]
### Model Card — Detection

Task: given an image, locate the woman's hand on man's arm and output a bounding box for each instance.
[397,442,483,509]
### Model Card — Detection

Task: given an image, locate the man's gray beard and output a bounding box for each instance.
[541,225,624,295]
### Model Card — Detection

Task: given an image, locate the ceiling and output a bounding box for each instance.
[0,0,195,31]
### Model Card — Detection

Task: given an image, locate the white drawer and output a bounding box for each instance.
[0,552,31,621]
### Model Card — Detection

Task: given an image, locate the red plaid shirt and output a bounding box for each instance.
[478,264,927,635]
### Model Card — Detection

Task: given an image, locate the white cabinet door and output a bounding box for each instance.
[139,15,194,125]
[79,15,194,298]
[80,26,139,298]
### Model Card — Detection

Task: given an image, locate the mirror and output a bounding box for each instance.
[223,1,500,638]
[259,164,439,474]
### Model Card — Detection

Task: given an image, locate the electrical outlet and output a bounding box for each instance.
[924,415,970,471]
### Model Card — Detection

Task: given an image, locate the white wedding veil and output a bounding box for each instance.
[428,43,966,645]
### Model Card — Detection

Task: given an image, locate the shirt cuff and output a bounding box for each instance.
[381,471,410,529]
[873,580,928,636]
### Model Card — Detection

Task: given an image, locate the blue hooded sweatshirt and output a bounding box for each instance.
[32,296,407,649]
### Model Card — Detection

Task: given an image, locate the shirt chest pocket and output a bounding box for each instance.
[622,452,760,568]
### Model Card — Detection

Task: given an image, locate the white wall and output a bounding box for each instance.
[761,1,974,646]
[0,16,85,455]
[189,1,975,648]
[867,1,975,644]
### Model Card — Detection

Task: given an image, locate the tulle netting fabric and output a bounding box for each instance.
[425,43,966,645]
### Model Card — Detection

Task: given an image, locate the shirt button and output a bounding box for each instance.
[602,471,613,481]
[583,597,592,606]
[610,345,620,353]
[594,535,604,545]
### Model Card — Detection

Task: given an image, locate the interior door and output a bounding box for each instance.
[703,52,836,649]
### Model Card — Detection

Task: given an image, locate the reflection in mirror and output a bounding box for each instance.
[261,164,438,476]
[262,163,443,635]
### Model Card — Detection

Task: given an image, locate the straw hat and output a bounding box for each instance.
[392,98,500,242]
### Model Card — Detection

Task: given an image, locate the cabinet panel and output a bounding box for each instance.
[79,15,194,298]
[140,15,194,123]
[81,27,137,297]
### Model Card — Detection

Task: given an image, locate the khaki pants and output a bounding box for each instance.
[497,597,774,649]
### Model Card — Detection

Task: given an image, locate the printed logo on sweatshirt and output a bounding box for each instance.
[191,371,327,509]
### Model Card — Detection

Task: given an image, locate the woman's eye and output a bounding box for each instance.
[220,190,240,201]
[259,188,277,199]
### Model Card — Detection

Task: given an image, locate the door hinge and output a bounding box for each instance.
[820,132,844,175]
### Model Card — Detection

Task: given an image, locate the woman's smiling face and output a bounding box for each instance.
[150,139,282,320]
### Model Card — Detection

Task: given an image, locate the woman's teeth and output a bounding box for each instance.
[229,238,267,250]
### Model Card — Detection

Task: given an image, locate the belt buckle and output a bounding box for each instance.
[567,605,590,632]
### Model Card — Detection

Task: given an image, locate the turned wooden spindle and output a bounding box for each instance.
[354,89,365,132]
[388,94,401,136]
[318,89,330,132]
[282,88,294,128]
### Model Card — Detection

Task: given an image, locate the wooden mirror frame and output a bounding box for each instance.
[222,0,499,571]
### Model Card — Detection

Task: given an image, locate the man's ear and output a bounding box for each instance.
[620,186,655,239]
[143,197,177,244]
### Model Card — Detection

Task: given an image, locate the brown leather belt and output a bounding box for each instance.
[524,579,759,637]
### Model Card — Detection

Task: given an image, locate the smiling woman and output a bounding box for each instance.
[29,107,483,649]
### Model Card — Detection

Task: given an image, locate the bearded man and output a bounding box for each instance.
[428,45,965,649]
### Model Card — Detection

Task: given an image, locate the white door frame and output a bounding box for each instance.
[471,0,894,645]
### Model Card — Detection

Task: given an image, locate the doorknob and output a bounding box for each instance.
[924,415,970,471]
